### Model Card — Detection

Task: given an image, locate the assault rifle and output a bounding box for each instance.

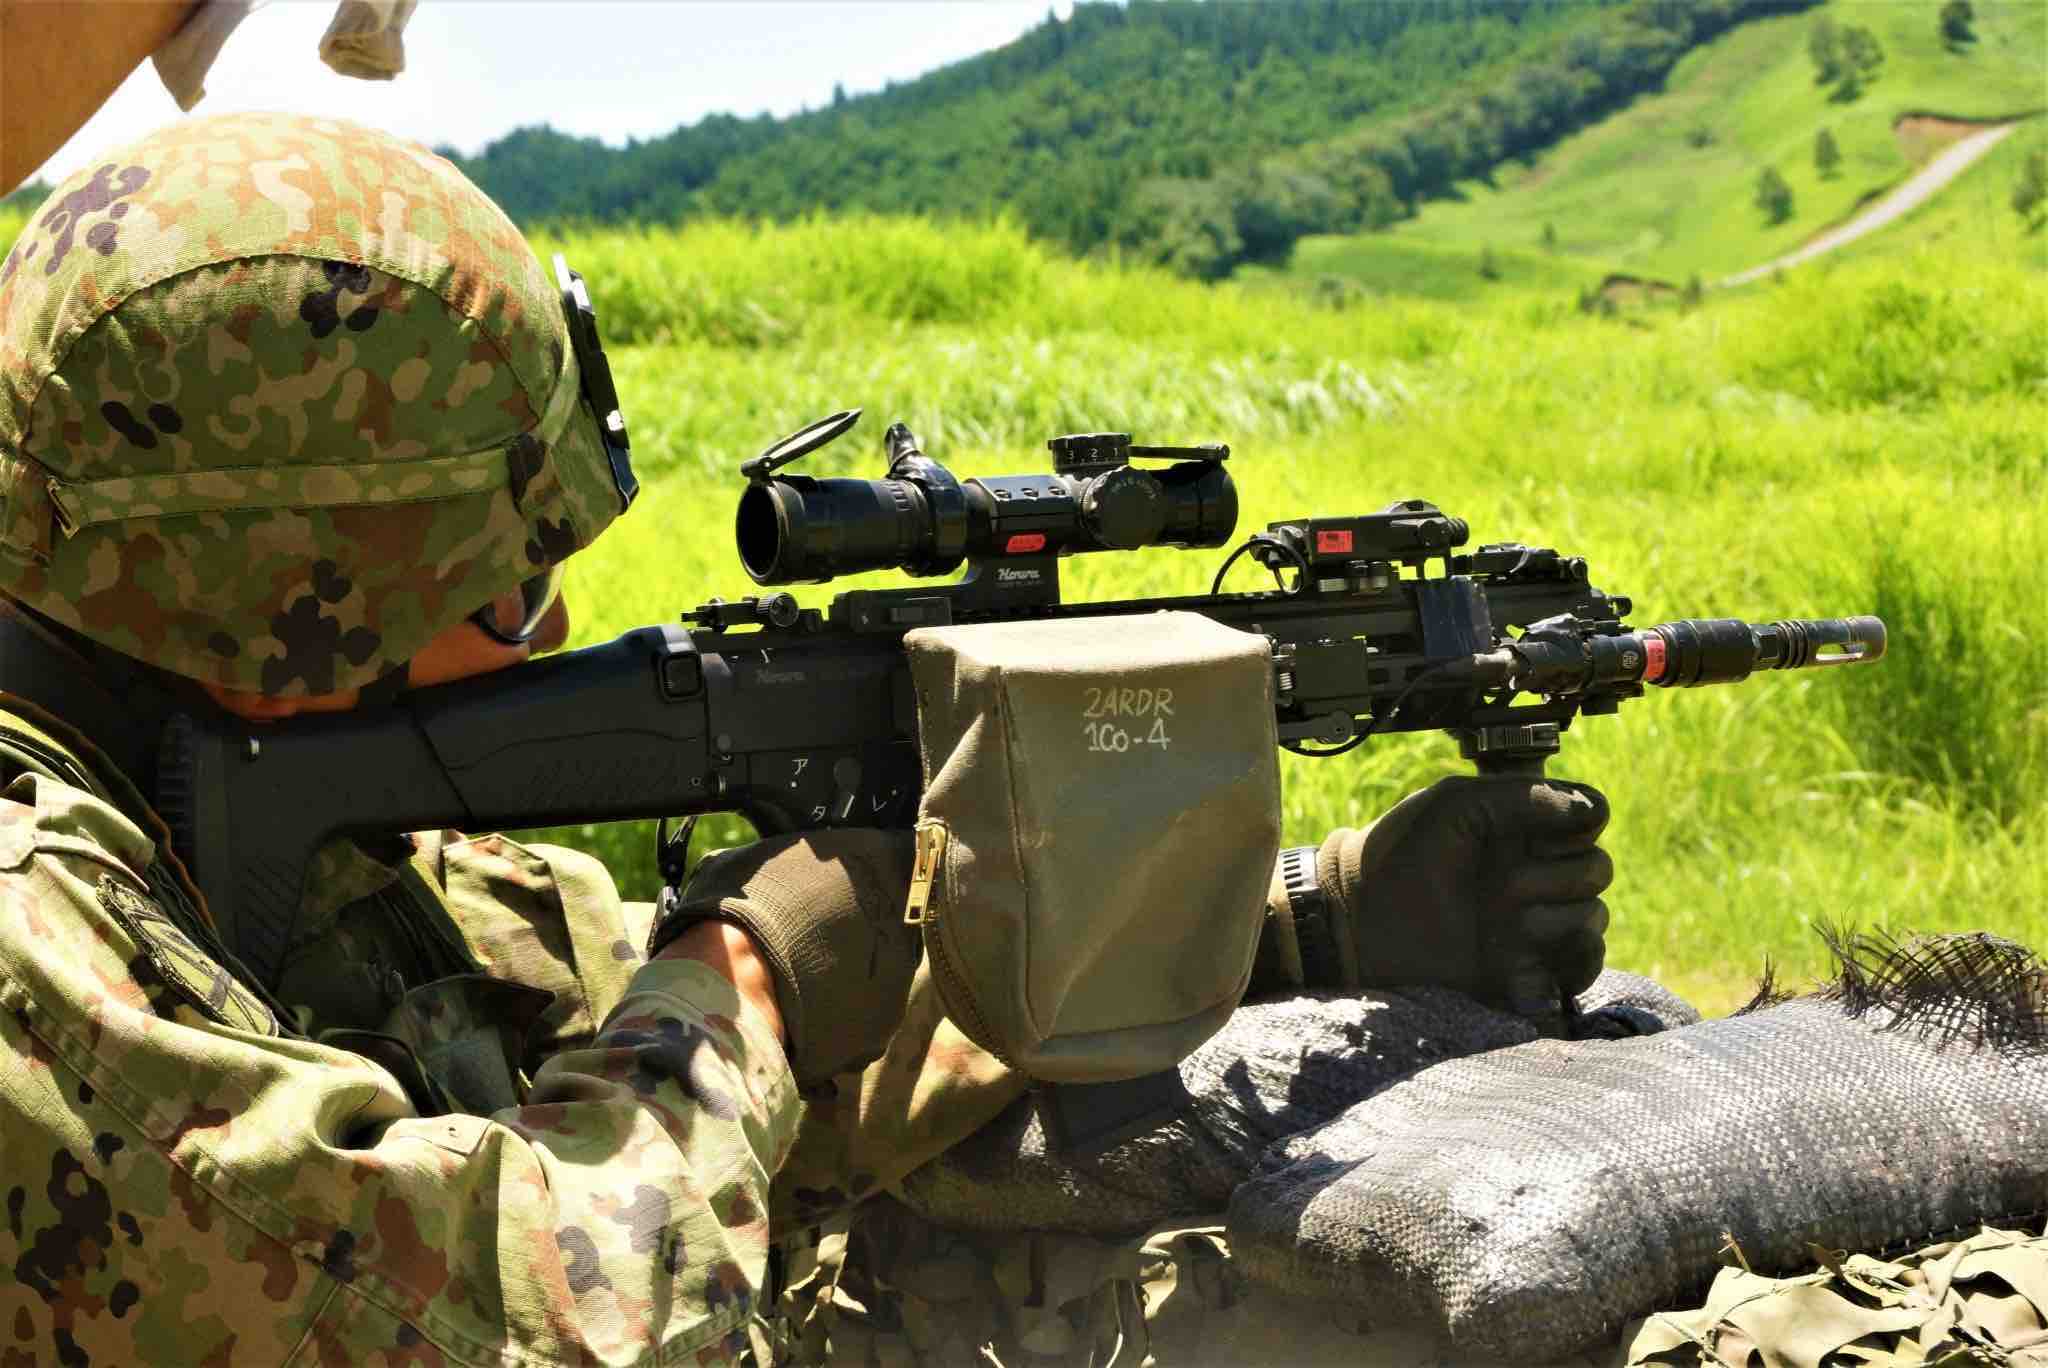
[161,409,1885,992]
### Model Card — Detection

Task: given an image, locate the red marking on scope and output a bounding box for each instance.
[1316,529,1355,555]
[1642,633,1667,683]
[1005,533,1048,554]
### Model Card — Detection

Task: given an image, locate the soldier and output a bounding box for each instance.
[0,109,1614,1363]
[0,112,926,1362]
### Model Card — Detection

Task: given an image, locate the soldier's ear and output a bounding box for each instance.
[405,593,570,692]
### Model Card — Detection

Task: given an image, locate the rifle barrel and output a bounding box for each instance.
[1634,616,1886,688]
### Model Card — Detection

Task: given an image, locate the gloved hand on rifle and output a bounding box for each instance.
[648,829,922,1091]
[1256,776,1613,1019]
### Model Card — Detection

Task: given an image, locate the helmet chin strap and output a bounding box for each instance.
[355,662,413,710]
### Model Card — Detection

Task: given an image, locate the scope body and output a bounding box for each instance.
[737,451,1237,584]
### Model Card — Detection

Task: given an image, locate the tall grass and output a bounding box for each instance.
[1737,270,2048,407]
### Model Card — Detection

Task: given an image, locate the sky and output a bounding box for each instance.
[32,1,1075,187]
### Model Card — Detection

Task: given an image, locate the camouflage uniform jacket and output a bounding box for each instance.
[0,705,801,1366]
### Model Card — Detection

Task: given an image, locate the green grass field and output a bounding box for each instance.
[1244,234,1613,306]
[3,145,2042,1018]
[1286,0,2047,295]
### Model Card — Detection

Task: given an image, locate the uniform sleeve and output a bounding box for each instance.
[0,778,800,1367]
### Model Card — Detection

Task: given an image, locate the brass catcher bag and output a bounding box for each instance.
[901,611,1281,1084]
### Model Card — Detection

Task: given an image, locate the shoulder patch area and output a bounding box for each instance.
[96,876,276,1036]
[0,795,34,870]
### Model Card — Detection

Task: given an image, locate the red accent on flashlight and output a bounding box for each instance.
[1005,533,1047,554]
[1642,632,1667,683]
[1316,529,1354,555]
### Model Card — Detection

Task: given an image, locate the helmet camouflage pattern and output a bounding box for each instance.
[0,112,634,695]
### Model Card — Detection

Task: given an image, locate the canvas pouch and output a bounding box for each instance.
[902,611,1280,1084]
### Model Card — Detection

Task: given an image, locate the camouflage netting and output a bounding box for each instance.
[1227,932,2048,1361]
[770,1205,2048,1367]
[1620,1222,2048,1367]
[898,969,1699,1236]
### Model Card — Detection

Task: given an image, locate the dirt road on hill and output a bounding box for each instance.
[1720,120,2019,286]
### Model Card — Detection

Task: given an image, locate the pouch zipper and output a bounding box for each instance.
[902,821,1010,1066]
[903,821,946,926]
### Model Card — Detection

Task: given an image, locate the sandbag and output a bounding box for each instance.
[898,969,1697,1236]
[1227,932,2048,1361]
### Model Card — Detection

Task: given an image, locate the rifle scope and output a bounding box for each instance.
[734,414,1237,585]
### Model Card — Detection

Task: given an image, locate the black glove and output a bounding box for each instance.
[648,829,920,1090]
[1261,777,1612,1019]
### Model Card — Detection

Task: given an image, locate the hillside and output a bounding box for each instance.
[1286,0,2047,296]
[452,0,1820,278]
[454,1,1604,245]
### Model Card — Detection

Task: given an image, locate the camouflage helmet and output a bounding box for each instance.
[0,112,636,696]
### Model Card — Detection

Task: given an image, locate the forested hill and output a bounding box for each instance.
[453,0,1818,278]
[453,3,1603,234]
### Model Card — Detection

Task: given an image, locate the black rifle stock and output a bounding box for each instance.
[159,414,1886,991]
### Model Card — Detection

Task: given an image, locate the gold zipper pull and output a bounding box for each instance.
[904,821,948,925]
[46,478,79,538]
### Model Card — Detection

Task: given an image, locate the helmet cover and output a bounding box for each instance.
[0,112,632,694]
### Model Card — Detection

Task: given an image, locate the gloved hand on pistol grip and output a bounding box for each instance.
[648,829,921,1091]
[1275,776,1613,1017]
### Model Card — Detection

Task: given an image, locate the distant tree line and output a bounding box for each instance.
[454,0,1822,279]
[454,1,1607,239]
